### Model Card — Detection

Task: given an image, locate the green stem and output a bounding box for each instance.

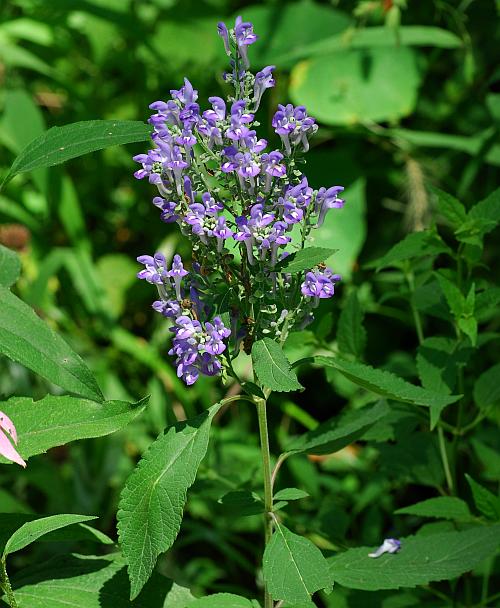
[1,558,18,608]
[255,394,274,608]
[438,426,454,493]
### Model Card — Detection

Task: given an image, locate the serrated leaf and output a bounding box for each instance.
[0,287,103,401]
[429,186,467,229]
[117,402,223,599]
[263,523,332,603]
[287,401,389,455]
[329,525,500,590]
[12,553,182,608]
[252,338,302,393]
[0,395,148,464]
[367,230,450,271]
[275,247,338,274]
[465,475,500,520]
[473,363,500,411]
[312,356,461,412]
[187,594,255,607]
[3,514,96,557]
[395,497,473,522]
[2,120,152,186]
[218,490,263,517]
[0,244,21,288]
[274,488,309,501]
[337,291,366,357]
[468,187,500,227]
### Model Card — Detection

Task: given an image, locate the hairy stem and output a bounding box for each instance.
[255,394,274,608]
[438,426,454,493]
[1,559,18,608]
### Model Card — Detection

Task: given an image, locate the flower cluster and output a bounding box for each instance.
[135,16,345,384]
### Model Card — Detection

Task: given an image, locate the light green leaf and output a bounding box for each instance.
[395,497,473,522]
[337,291,366,358]
[2,120,152,187]
[367,230,450,271]
[12,553,182,608]
[429,186,467,229]
[263,523,332,604]
[252,338,303,393]
[3,514,96,557]
[465,475,500,521]
[275,247,338,274]
[0,244,21,288]
[473,363,500,411]
[310,178,366,280]
[0,287,103,401]
[274,488,310,501]
[117,402,223,599]
[287,401,389,455]
[164,582,196,608]
[187,594,255,607]
[0,395,148,464]
[290,47,421,126]
[312,356,461,412]
[329,525,500,590]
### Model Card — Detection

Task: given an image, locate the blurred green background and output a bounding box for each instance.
[1,0,499,604]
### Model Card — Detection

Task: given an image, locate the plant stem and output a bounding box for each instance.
[438,425,454,493]
[255,394,274,608]
[1,559,18,608]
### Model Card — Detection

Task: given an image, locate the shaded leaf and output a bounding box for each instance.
[395,497,473,522]
[367,230,450,271]
[473,363,500,411]
[252,338,302,393]
[337,291,366,358]
[429,186,467,230]
[465,475,500,521]
[0,244,21,288]
[187,594,256,607]
[218,490,263,517]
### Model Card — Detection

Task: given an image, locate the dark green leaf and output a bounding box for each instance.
[117,403,223,599]
[0,287,103,401]
[0,395,148,464]
[329,525,500,590]
[2,120,152,186]
[468,187,500,228]
[286,401,390,455]
[187,594,256,607]
[465,475,500,521]
[0,244,21,288]
[368,230,450,271]
[395,497,473,522]
[275,247,338,274]
[337,291,366,358]
[218,490,263,517]
[429,186,467,229]
[252,338,303,393]
[473,363,500,411]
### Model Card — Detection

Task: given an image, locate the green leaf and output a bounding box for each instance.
[252,338,303,393]
[367,230,450,271]
[117,402,223,599]
[337,291,366,358]
[435,273,464,318]
[274,488,310,501]
[0,244,21,288]
[0,395,148,464]
[287,401,389,455]
[290,47,421,126]
[275,247,338,274]
[187,594,255,607]
[0,287,103,401]
[2,120,152,187]
[429,186,467,229]
[395,497,473,522]
[12,553,184,608]
[263,523,331,604]
[468,187,500,228]
[329,525,500,590]
[465,475,500,521]
[218,490,263,517]
[473,363,500,411]
[3,514,96,557]
[312,356,461,412]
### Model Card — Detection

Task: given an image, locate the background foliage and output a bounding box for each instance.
[0,0,499,606]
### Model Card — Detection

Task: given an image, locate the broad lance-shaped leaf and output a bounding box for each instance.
[275,246,338,274]
[252,338,303,393]
[263,522,332,604]
[0,395,148,464]
[287,400,389,455]
[118,402,223,599]
[11,553,191,608]
[311,356,461,412]
[0,244,21,288]
[337,290,366,358]
[2,120,152,186]
[473,363,500,411]
[466,475,500,521]
[395,497,473,522]
[328,525,500,590]
[0,286,103,401]
[3,514,96,558]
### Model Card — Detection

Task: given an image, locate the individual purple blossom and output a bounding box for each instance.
[261,151,286,191]
[152,196,180,223]
[253,66,275,111]
[168,254,189,299]
[213,216,234,252]
[137,253,169,284]
[301,267,341,304]
[0,410,26,468]
[152,299,181,318]
[217,22,231,56]
[315,186,345,227]
[234,16,258,68]
[272,104,318,154]
[170,78,198,106]
[368,539,401,558]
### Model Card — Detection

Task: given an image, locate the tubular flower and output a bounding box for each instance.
[0,411,26,468]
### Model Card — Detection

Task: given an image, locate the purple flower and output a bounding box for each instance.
[272,104,318,154]
[234,16,258,68]
[137,253,169,284]
[152,299,181,318]
[171,78,198,106]
[168,254,189,299]
[254,66,275,110]
[152,196,180,223]
[315,186,345,227]
[213,216,234,252]
[217,22,231,56]
[301,268,341,304]
[368,539,401,558]
[261,151,286,191]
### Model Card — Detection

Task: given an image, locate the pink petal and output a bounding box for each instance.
[0,410,18,444]
[0,430,26,468]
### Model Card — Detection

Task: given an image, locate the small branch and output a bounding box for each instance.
[1,558,18,608]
